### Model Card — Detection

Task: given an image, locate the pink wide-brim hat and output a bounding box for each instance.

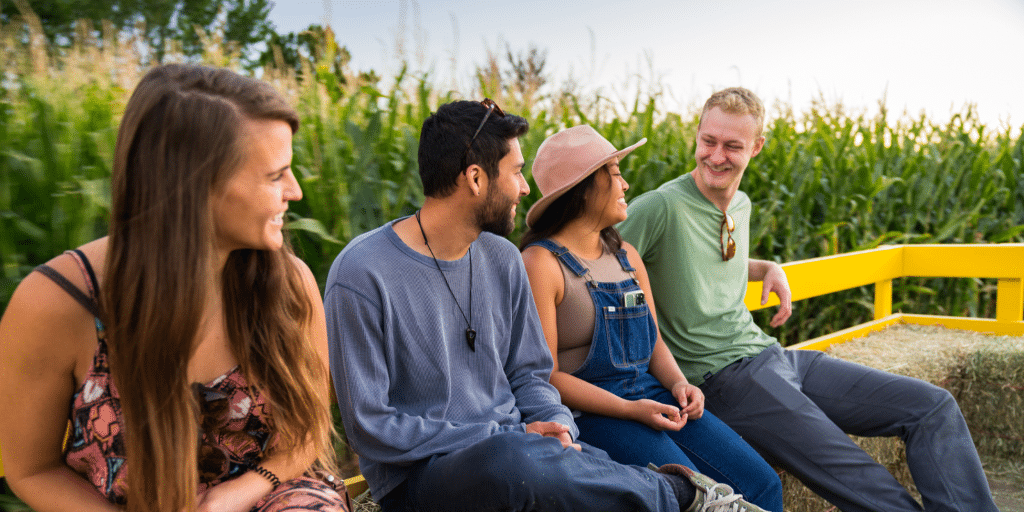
[526,125,646,228]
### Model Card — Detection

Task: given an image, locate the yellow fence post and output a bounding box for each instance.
[874,280,893,320]
[996,278,1024,322]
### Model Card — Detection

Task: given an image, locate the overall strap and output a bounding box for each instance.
[524,239,592,280]
[613,249,636,273]
[33,259,101,319]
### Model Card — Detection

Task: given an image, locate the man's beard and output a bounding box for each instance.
[476,185,515,237]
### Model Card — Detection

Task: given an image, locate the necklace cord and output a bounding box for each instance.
[415,210,476,350]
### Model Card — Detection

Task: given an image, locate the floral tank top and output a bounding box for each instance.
[38,250,274,504]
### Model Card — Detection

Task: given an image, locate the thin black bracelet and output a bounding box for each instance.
[252,465,281,488]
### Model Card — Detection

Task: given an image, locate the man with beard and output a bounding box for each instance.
[324,100,768,512]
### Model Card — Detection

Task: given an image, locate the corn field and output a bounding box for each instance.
[1,16,1022,349]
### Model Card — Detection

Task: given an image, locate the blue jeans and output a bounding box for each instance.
[576,386,783,511]
[701,343,998,512]
[377,432,680,512]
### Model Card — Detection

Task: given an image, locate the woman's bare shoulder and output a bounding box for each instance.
[521,244,561,272]
[0,238,108,374]
[620,241,646,268]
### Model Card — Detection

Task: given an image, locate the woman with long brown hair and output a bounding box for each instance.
[0,64,349,512]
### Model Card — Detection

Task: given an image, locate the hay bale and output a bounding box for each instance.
[946,338,1024,460]
[776,323,1024,512]
[827,324,1024,461]
[352,490,380,512]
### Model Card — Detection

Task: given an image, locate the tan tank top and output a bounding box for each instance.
[555,246,634,373]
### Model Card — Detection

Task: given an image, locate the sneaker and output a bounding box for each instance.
[649,463,770,512]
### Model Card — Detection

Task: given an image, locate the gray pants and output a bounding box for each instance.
[699,343,997,512]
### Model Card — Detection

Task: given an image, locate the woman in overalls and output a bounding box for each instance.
[520,125,782,512]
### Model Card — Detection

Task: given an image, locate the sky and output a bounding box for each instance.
[268,0,1024,129]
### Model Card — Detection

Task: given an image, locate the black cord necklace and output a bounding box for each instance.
[416,210,476,351]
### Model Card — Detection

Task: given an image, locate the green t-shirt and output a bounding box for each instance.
[617,173,774,385]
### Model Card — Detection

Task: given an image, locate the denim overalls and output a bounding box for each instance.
[527,239,663,399]
[526,239,784,511]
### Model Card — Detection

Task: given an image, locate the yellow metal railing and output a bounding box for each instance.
[744,244,1024,350]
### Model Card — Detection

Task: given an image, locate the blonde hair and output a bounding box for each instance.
[699,87,765,137]
[105,63,335,512]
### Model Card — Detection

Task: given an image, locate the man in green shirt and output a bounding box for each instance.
[618,87,996,512]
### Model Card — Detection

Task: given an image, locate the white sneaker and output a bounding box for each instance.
[697,482,765,512]
[649,463,770,512]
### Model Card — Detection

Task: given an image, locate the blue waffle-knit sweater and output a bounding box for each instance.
[324,218,577,500]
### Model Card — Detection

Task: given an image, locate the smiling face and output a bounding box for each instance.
[211,118,300,258]
[586,160,630,228]
[693,106,765,209]
[476,137,529,236]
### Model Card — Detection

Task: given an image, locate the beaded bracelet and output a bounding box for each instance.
[252,465,281,488]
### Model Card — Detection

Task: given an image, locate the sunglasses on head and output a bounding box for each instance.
[466,98,505,150]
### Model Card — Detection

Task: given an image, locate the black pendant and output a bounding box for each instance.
[466,329,477,351]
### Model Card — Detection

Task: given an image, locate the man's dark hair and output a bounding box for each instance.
[418,100,529,197]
